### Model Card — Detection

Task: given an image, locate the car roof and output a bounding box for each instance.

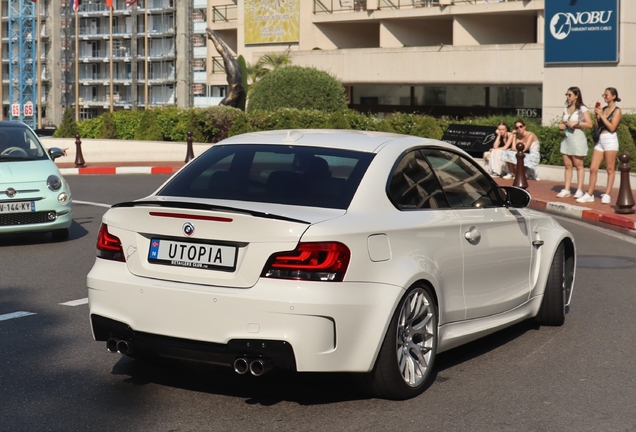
[0,121,30,129]
[217,129,455,154]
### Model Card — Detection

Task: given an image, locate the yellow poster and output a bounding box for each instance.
[244,0,300,44]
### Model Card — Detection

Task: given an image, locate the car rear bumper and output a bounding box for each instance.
[87,259,404,373]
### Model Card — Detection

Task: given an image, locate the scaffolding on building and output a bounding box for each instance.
[7,0,37,128]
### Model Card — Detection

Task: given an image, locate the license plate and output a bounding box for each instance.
[148,238,237,271]
[0,201,35,214]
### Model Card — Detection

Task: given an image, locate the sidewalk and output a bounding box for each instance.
[46,137,636,237]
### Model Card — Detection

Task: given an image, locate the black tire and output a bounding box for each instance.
[537,243,566,326]
[369,286,438,400]
[51,228,69,242]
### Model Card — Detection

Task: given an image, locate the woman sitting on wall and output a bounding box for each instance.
[486,121,514,177]
[501,119,540,180]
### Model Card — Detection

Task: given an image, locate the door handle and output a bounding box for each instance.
[464,226,481,245]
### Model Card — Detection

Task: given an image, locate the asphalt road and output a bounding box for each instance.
[1,175,636,432]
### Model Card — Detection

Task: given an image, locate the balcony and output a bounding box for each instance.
[211,5,238,23]
[193,71,207,83]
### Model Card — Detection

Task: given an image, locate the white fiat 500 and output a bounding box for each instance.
[87,130,575,400]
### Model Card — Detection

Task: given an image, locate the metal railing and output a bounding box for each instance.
[314,0,524,13]
[211,5,238,23]
[211,56,227,74]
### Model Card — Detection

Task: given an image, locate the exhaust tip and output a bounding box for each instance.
[249,359,273,377]
[106,338,118,353]
[234,357,250,375]
[116,340,133,355]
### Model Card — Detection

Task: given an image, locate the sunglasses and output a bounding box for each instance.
[565,93,575,97]
[515,125,524,130]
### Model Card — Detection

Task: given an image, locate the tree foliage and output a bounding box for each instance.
[53,108,79,138]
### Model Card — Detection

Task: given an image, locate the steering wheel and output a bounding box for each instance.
[1,147,28,157]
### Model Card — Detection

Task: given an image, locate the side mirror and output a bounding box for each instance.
[48,147,66,160]
[500,186,531,208]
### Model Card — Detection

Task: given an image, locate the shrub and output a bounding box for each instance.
[134,109,163,141]
[387,113,443,139]
[228,112,257,136]
[247,65,347,113]
[97,111,117,139]
[198,105,243,142]
[77,117,100,139]
[54,108,78,138]
[112,110,143,140]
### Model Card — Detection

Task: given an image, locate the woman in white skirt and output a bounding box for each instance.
[501,119,540,180]
[577,87,623,204]
[556,87,592,198]
[487,121,514,176]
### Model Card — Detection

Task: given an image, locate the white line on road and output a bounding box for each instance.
[74,200,112,208]
[0,311,36,321]
[59,298,89,307]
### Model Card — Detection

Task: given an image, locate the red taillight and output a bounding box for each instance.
[261,242,350,282]
[96,223,125,262]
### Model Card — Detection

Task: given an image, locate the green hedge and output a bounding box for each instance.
[72,108,636,171]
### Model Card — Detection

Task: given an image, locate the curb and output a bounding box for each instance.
[59,166,178,176]
[530,199,636,237]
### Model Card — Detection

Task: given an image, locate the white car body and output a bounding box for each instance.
[87,129,575,399]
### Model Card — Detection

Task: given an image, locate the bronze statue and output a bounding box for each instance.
[206,29,244,107]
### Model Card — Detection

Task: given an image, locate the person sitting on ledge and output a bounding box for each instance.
[501,119,540,180]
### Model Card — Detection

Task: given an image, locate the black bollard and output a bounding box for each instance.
[184,130,194,163]
[615,152,635,214]
[512,142,528,189]
[74,134,85,167]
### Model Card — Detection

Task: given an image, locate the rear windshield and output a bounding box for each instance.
[157,144,375,209]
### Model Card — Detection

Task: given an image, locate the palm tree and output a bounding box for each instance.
[245,61,268,87]
[256,52,291,71]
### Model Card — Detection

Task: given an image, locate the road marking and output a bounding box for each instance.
[59,298,89,307]
[0,311,36,321]
[74,200,112,208]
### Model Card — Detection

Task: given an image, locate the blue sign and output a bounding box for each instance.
[545,0,619,64]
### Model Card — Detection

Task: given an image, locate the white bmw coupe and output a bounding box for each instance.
[87,129,575,400]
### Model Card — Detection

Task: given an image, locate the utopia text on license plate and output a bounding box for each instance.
[0,201,35,214]
[148,238,237,271]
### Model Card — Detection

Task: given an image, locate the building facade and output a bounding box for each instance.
[206,0,634,125]
[1,0,632,128]
[1,0,199,127]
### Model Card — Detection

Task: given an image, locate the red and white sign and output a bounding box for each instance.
[24,102,34,117]
[11,104,20,117]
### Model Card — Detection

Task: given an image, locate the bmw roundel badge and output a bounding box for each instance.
[183,222,195,237]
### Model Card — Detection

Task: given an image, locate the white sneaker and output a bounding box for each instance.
[573,189,584,199]
[502,174,514,179]
[601,194,611,204]
[556,189,571,198]
[576,193,594,203]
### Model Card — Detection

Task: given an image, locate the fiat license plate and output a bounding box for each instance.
[148,238,237,271]
[0,201,35,213]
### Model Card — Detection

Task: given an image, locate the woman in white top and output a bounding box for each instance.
[556,86,592,198]
[577,87,623,204]
[488,121,514,176]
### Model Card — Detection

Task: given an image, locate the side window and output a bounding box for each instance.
[423,149,503,209]
[388,150,449,210]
